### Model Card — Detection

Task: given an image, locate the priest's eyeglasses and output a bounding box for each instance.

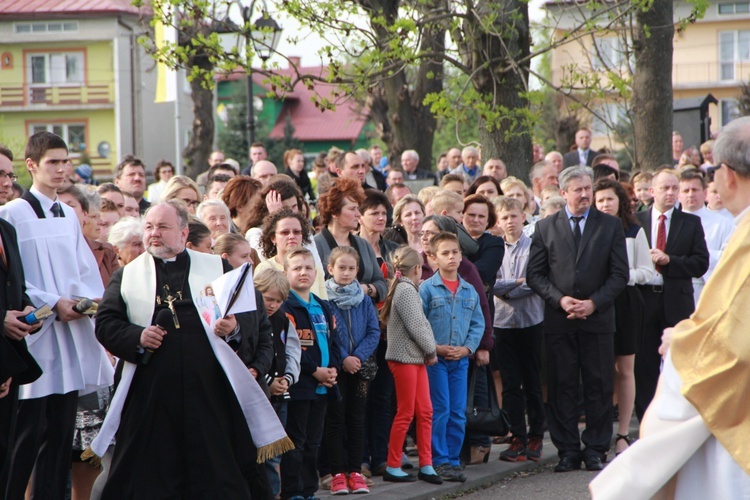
[0,172,18,182]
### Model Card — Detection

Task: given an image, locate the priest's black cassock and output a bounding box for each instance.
[95,250,270,499]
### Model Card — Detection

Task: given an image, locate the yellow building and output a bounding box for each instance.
[545,0,748,151]
[0,0,193,181]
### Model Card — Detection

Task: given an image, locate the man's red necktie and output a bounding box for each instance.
[656,214,667,274]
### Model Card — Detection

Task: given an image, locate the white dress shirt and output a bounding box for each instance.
[648,207,675,286]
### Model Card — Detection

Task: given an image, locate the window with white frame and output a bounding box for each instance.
[15,21,78,33]
[29,123,86,154]
[27,51,84,86]
[720,99,741,126]
[719,30,750,81]
[718,2,750,14]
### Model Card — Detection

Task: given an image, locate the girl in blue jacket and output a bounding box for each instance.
[324,246,381,495]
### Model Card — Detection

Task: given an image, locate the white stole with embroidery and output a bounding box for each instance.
[86,250,292,462]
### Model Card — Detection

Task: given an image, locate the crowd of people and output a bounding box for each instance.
[0,120,746,500]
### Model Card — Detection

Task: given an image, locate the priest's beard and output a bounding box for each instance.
[147,243,182,259]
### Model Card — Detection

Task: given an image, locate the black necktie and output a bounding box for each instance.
[571,216,583,251]
[50,202,63,218]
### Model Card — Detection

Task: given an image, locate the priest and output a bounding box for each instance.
[93,200,290,499]
[590,116,750,498]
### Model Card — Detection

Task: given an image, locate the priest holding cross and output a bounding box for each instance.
[93,199,291,499]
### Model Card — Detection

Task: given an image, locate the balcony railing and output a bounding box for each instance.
[0,82,114,107]
[672,61,750,87]
[549,61,750,90]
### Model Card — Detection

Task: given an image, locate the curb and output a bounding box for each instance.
[316,418,639,499]
[317,435,559,500]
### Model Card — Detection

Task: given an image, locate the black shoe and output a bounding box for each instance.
[433,463,466,482]
[584,455,604,471]
[418,471,443,484]
[383,470,417,482]
[450,465,467,483]
[554,456,581,473]
[615,433,633,457]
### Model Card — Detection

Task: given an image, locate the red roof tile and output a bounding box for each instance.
[218,63,368,143]
[0,0,142,17]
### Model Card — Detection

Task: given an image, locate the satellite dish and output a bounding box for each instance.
[97,141,111,159]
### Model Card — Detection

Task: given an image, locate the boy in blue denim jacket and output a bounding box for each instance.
[419,232,484,482]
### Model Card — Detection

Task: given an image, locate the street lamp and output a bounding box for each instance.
[240,6,282,147]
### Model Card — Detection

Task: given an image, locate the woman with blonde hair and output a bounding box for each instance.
[162,175,201,214]
[385,194,426,253]
[500,176,536,220]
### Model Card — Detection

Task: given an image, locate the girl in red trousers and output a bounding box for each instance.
[380,246,442,484]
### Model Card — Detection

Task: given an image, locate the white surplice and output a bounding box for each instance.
[0,187,114,399]
[590,353,750,499]
[684,207,734,303]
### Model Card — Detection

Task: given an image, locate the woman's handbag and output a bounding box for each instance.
[465,366,510,436]
[357,355,378,382]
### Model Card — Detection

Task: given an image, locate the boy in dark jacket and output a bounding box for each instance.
[279,247,342,500]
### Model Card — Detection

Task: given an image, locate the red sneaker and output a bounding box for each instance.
[347,472,370,494]
[331,473,349,495]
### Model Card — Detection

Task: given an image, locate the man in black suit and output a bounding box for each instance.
[0,144,42,490]
[0,217,42,490]
[527,166,628,472]
[634,168,709,421]
[563,128,597,168]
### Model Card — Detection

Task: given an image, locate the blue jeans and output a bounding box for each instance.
[427,357,469,466]
[265,399,288,497]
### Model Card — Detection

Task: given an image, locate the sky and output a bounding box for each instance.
[264,0,547,68]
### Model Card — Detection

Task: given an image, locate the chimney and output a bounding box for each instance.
[288,56,301,69]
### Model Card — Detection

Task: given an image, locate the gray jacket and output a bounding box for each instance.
[385,279,436,364]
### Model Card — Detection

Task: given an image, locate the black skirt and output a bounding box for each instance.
[614,285,644,356]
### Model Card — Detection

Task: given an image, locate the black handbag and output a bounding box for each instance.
[357,355,378,381]
[465,366,510,436]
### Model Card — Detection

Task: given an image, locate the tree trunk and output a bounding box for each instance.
[632,0,674,171]
[468,0,533,179]
[179,36,215,179]
[361,0,443,171]
[556,114,580,154]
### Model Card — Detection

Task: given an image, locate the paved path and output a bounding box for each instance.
[314,417,638,499]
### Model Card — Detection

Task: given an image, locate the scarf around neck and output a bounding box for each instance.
[325,279,364,310]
